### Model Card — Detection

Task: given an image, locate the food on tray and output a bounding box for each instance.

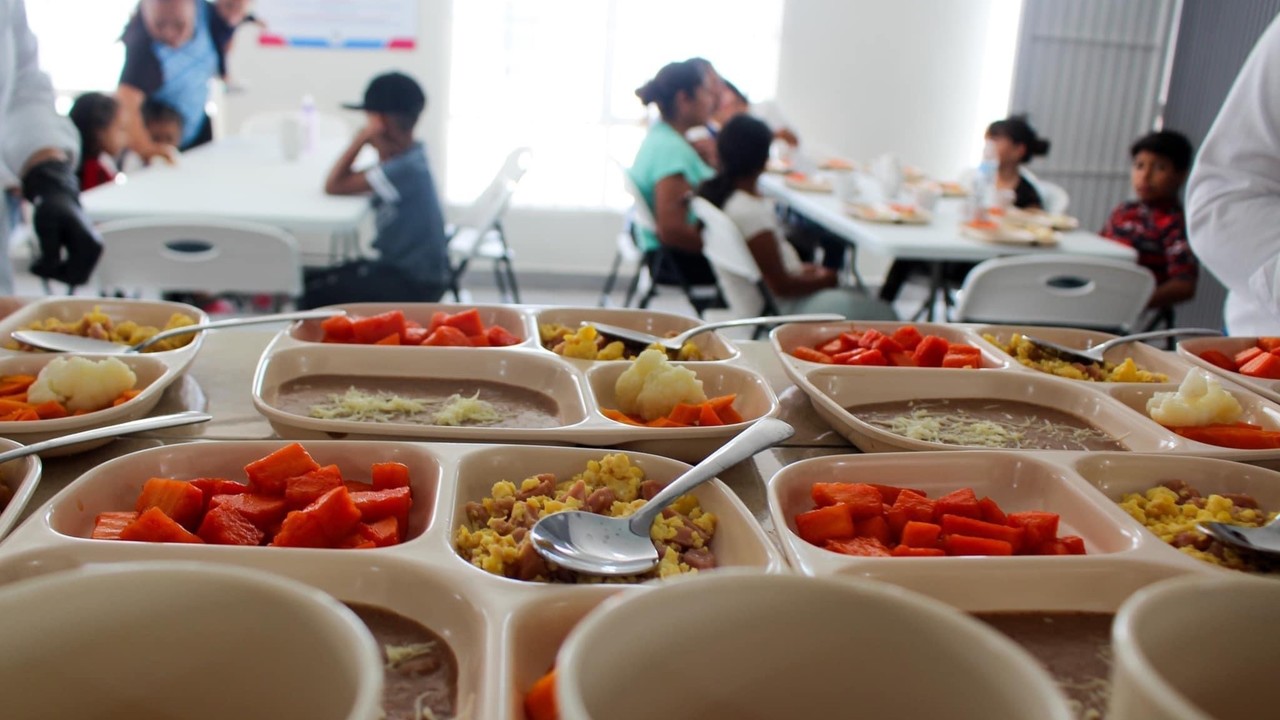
[455,453,717,583]
[986,332,1166,382]
[0,360,141,421]
[791,326,982,368]
[819,157,854,171]
[974,612,1113,719]
[1198,337,1280,379]
[1118,480,1277,572]
[538,322,703,361]
[90,443,415,548]
[1145,370,1280,448]
[275,376,561,429]
[345,602,458,720]
[847,398,1127,450]
[784,172,832,192]
[793,483,1086,557]
[613,349,705,421]
[602,394,742,428]
[525,669,558,720]
[10,305,197,353]
[320,309,521,347]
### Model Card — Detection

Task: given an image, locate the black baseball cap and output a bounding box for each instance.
[342,72,426,115]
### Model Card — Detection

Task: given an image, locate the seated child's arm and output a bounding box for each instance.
[1148,216,1198,309]
[324,127,375,195]
[745,229,836,298]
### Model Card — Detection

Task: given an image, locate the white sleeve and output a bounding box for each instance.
[723,193,780,241]
[1187,13,1280,317]
[1,0,79,179]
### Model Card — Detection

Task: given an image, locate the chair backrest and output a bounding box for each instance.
[238,111,350,141]
[954,254,1155,331]
[1020,168,1070,214]
[689,197,770,317]
[614,159,658,233]
[96,217,302,296]
[453,148,530,236]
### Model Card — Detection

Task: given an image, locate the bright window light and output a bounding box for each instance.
[447,0,785,210]
[970,0,1024,163]
[24,1,137,96]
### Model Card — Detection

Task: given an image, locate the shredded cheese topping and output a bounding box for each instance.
[309,387,427,422]
[431,392,500,426]
[384,641,438,669]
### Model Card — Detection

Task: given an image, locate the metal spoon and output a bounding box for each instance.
[582,313,845,352]
[0,411,212,461]
[1020,328,1222,365]
[1199,515,1280,557]
[530,417,795,576]
[11,309,345,354]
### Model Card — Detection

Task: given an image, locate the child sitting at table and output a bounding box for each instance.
[68,92,127,191]
[697,114,896,320]
[1101,130,1198,312]
[142,98,184,150]
[306,71,449,306]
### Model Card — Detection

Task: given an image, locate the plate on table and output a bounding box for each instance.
[939,180,969,197]
[1005,207,1080,231]
[961,219,1060,247]
[783,173,832,193]
[819,158,855,171]
[846,202,931,225]
[0,439,783,718]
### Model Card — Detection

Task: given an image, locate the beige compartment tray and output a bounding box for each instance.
[0,439,783,720]
[258,305,776,463]
[1178,335,1280,404]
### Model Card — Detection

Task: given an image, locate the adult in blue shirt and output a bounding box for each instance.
[306,72,450,307]
[116,0,247,163]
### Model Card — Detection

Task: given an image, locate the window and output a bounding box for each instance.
[24,0,138,112]
[447,0,785,209]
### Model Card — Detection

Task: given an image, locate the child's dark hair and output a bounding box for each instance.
[68,92,119,172]
[141,98,183,129]
[987,114,1050,164]
[1131,130,1194,172]
[698,114,774,209]
[636,60,704,120]
[723,79,749,106]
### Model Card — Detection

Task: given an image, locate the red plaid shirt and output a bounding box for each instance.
[1101,200,1197,284]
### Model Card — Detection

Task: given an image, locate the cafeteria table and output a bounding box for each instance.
[758,173,1138,320]
[81,135,374,265]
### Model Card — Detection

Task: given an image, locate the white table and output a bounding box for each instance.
[82,135,373,263]
[759,173,1138,318]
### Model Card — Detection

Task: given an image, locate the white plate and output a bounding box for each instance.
[784,175,833,193]
[846,202,932,225]
[961,221,1060,246]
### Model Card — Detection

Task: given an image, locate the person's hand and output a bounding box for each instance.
[775,128,800,147]
[21,160,104,287]
[145,144,180,166]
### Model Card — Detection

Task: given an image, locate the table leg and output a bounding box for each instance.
[911,262,945,322]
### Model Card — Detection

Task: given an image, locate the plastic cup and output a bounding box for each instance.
[1110,574,1280,720]
[556,571,1074,720]
[0,561,384,720]
[281,116,304,161]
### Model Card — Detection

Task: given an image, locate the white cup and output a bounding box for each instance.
[281,115,304,161]
[556,571,1074,720]
[1110,574,1280,720]
[0,561,384,720]
[910,182,942,212]
[831,170,859,203]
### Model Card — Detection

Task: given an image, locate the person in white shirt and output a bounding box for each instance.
[1186,13,1280,335]
[1,0,103,290]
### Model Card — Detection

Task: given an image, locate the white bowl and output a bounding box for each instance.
[556,571,1074,720]
[0,561,383,720]
[1110,574,1280,719]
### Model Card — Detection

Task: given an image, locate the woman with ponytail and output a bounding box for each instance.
[985,114,1051,210]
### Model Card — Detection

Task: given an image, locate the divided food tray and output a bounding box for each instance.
[0,439,782,720]
[254,303,774,462]
[770,321,1280,463]
[1178,335,1280,404]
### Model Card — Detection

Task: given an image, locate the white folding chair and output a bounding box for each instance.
[599,159,657,307]
[95,217,302,309]
[953,254,1154,332]
[447,147,530,303]
[689,197,775,318]
[239,111,351,141]
[1021,169,1070,214]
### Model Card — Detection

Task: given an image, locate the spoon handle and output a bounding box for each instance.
[628,418,794,535]
[133,309,345,351]
[1096,327,1222,350]
[671,313,846,345]
[0,411,212,464]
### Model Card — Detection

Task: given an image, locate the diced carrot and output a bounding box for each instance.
[601,408,644,426]
[810,483,883,518]
[1258,337,1280,352]
[668,403,702,426]
[243,442,321,496]
[198,505,264,546]
[428,311,448,332]
[0,399,29,414]
[1037,539,1072,555]
[351,310,407,344]
[941,515,1026,553]
[284,464,345,509]
[371,461,410,490]
[697,403,723,427]
[794,504,855,545]
[1058,535,1087,555]
[899,521,942,548]
[791,346,833,364]
[111,388,143,407]
[374,332,400,345]
[1235,346,1265,368]
[1197,349,1238,372]
[715,404,743,424]
[891,490,936,523]
[942,352,981,369]
[119,507,204,544]
[891,545,946,557]
[10,409,37,421]
[886,351,917,367]
[486,325,521,346]
[823,537,891,556]
[188,478,249,511]
[356,516,401,547]
[857,328,887,349]
[338,534,378,549]
[872,335,905,356]
[890,326,924,351]
[402,326,429,345]
[818,337,847,355]
[646,417,686,428]
[866,484,926,505]
[350,486,412,524]
[836,348,888,366]
[344,480,376,494]
[0,375,35,396]
[977,496,1007,525]
[948,344,982,356]
[912,335,950,367]
[933,487,982,521]
[524,669,559,720]
[320,314,355,343]
[33,400,69,419]
[442,308,485,336]
[1170,423,1280,449]
[943,534,1013,556]
[274,487,363,548]
[467,333,491,347]
[1006,511,1060,549]
[855,515,893,546]
[91,511,138,540]
[1240,351,1280,380]
[422,325,471,347]
[134,478,205,530]
[208,493,289,531]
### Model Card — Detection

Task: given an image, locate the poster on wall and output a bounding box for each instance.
[255,0,418,50]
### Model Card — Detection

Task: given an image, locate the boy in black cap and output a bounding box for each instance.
[308,71,449,306]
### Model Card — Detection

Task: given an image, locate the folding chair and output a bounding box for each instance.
[447,148,530,303]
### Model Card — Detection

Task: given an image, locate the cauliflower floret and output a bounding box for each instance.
[614,349,706,421]
[27,357,136,412]
[1147,369,1243,427]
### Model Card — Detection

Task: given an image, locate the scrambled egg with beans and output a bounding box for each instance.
[454,453,718,583]
[13,306,196,353]
[1119,481,1277,572]
[539,323,703,361]
[986,332,1166,383]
